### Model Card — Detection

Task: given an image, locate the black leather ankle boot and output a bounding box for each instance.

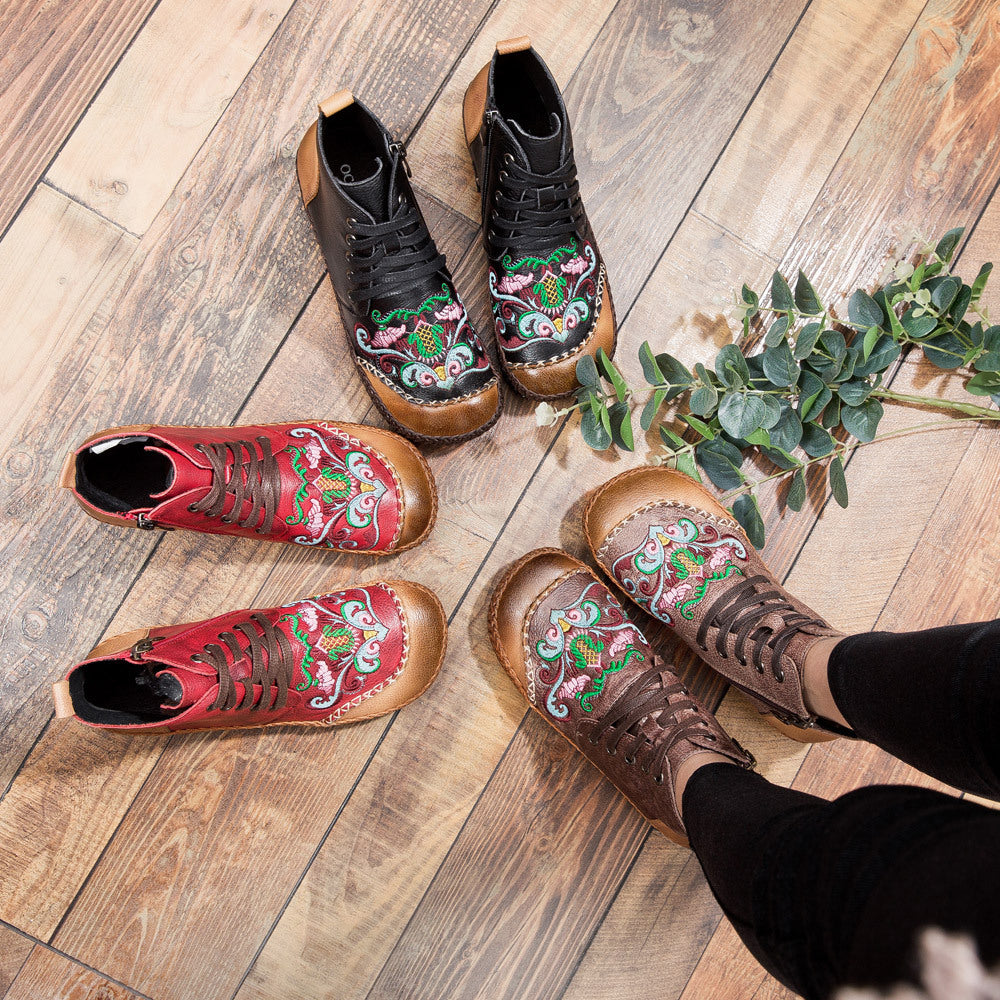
[463,38,617,400]
[297,91,501,444]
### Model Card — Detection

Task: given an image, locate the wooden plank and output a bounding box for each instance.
[0,0,494,955]
[0,0,157,235]
[0,185,136,455]
[47,0,294,235]
[694,0,926,260]
[407,0,618,224]
[3,946,144,1000]
[0,924,34,995]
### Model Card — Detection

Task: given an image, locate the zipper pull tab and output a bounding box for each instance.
[131,635,166,660]
[388,140,412,178]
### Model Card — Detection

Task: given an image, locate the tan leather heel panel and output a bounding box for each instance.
[496,35,531,55]
[584,467,738,557]
[344,580,447,722]
[52,680,75,719]
[508,285,616,399]
[297,121,319,206]
[362,368,500,441]
[347,423,438,551]
[318,89,354,118]
[86,627,152,660]
[463,62,490,145]
[59,449,77,488]
[488,548,584,693]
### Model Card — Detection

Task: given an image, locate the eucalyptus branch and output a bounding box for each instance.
[552,226,999,545]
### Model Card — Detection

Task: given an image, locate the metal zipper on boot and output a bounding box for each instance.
[131,635,166,660]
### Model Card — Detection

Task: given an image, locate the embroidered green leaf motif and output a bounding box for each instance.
[578,645,643,713]
[408,322,445,359]
[534,270,567,308]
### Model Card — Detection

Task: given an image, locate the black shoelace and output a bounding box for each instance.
[345,148,445,304]
[490,153,583,255]
[696,575,826,682]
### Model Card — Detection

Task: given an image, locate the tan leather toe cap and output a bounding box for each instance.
[344,580,447,722]
[487,548,586,696]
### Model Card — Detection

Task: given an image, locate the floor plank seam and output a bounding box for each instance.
[39,179,140,239]
[0,0,166,246]
[614,0,815,334]
[31,941,157,1000]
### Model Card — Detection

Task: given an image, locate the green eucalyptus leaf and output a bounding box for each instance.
[639,341,665,385]
[581,404,612,450]
[853,335,901,377]
[759,393,782,429]
[800,421,836,457]
[695,362,715,386]
[794,321,822,361]
[971,262,993,301]
[837,379,874,406]
[682,413,716,439]
[931,276,959,313]
[689,383,720,417]
[950,282,972,324]
[765,314,790,347]
[744,428,771,447]
[935,227,963,263]
[819,328,847,362]
[798,371,832,422]
[769,404,803,452]
[577,354,599,388]
[655,352,694,399]
[741,284,760,310]
[696,437,745,490]
[732,494,765,549]
[598,396,612,434]
[835,347,859,383]
[761,342,798,387]
[761,446,800,470]
[966,371,1000,396]
[718,392,766,438]
[922,332,967,370]
[771,271,795,313]
[841,398,884,442]
[794,270,823,315]
[828,454,849,508]
[608,400,635,450]
[821,395,841,429]
[598,348,629,401]
[659,425,687,449]
[715,343,750,388]
[901,311,939,339]
[862,325,880,362]
[786,468,806,512]
[676,450,701,482]
[640,388,667,431]
[849,289,885,329]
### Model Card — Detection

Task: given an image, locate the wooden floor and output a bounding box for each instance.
[1,0,999,997]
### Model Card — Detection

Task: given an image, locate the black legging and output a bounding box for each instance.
[681,620,1000,999]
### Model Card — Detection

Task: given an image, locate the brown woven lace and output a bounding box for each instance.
[191,613,294,713]
[696,574,825,682]
[188,436,281,534]
[584,657,718,785]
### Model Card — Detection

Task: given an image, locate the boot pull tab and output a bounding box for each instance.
[318,89,354,118]
[496,36,531,55]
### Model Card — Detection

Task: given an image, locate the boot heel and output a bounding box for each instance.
[761,711,840,743]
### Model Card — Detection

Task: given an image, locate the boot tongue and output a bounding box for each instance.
[147,444,210,501]
[511,113,564,174]
[154,664,217,711]
[340,156,392,221]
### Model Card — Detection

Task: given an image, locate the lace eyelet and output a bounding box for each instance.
[737,657,747,667]
[706,734,718,742]
[187,504,197,513]
[624,755,636,765]
[503,153,514,165]
[774,669,785,683]
[345,216,356,227]
[653,774,664,785]
[346,234,357,245]
[606,746,617,756]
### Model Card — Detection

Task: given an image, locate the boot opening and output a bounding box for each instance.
[318,103,383,192]
[69,659,180,726]
[76,437,173,513]
[494,50,561,137]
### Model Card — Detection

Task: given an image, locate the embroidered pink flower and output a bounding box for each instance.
[498,272,532,294]
[662,582,692,607]
[299,606,318,631]
[370,324,407,349]
[303,440,322,469]
[434,302,463,323]
[314,660,335,693]
[306,498,325,535]
[560,255,587,275]
[708,546,733,570]
[606,630,633,659]
[558,673,589,700]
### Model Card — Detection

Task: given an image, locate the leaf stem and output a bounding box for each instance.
[870,388,1000,418]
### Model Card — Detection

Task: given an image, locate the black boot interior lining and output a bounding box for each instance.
[76,438,173,513]
[494,51,560,137]
[69,659,178,726]
[319,104,383,189]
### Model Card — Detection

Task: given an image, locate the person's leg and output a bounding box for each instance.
[681,761,1000,1000]
[800,620,1000,797]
